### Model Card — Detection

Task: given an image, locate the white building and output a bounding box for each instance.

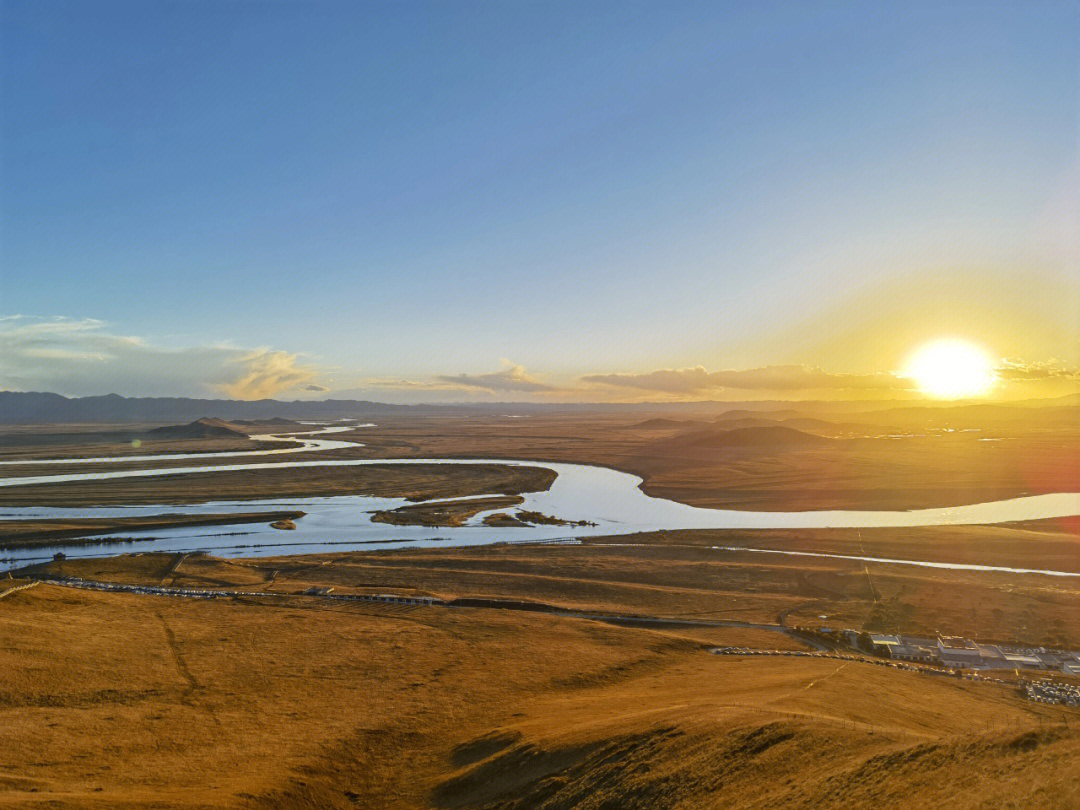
[937,636,999,669]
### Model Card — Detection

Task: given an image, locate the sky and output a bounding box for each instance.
[3,0,1078,402]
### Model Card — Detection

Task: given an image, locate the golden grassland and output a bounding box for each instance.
[0,434,303,463]
[0,512,306,548]
[2,576,1079,809]
[1,410,1075,513]
[0,463,556,507]
[2,409,1079,806]
[29,518,1080,649]
[329,412,1079,511]
[642,522,1080,569]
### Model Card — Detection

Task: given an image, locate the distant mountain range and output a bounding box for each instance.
[1,390,1076,425]
[0,392,420,424]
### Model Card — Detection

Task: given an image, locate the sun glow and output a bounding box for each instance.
[904,339,996,399]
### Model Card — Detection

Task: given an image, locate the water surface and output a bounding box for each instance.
[2,448,1078,572]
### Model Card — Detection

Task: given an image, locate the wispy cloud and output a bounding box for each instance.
[582,365,914,394]
[324,362,560,402]
[436,362,554,393]
[0,316,321,400]
[217,349,318,399]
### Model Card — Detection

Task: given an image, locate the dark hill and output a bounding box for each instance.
[714,409,805,422]
[145,418,248,440]
[716,417,782,429]
[232,417,302,427]
[778,417,865,435]
[0,391,416,424]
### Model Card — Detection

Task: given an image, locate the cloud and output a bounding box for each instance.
[302,383,330,392]
[217,349,318,399]
[0,316,320,400]
[315,365,561,404]
[323,378,469,400]
[582,365,914,394]
[331,362,558,401]
[436,362,554,393]
[996,359,1080,382]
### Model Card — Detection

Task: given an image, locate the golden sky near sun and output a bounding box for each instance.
[736,269,1078,378]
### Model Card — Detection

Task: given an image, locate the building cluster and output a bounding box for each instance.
[867,633,1080,675]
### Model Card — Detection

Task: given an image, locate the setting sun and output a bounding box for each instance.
[904,339,996,399]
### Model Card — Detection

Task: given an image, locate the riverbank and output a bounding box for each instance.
[0,511,307,549]
[0,462,557,506]
[330,413,1080,511]
[18,518,1080,648]
[371,495,524,526]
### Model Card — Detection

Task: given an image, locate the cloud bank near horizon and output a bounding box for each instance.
[0,316,318,400]
[4,316,1079,403]
[582,365,917,394]
[995,359,1080,382]
[436,363,554,393]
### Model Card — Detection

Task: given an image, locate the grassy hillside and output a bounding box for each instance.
[1,580,1076,809]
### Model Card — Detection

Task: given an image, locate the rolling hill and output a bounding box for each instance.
[144,417,249,440]
[663,425,838,452]
[627,418,708,430]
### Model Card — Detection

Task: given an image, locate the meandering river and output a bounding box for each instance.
[0,424,365,466]
[1,425,1078,572]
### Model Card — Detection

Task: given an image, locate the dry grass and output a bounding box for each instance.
[3,411,1075,512]
[328,413,1080,511]
[0,434,301,463]
[3,410,1079,806]
[0,463,556,507]
[1,581,1078,808]
[30,523,1080,648]
[0,512,305,548]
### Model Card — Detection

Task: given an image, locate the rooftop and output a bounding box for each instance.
[938,636,979,650]
[870,634,901,646]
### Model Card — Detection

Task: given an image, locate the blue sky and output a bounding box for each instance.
[3,1,1078,400]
